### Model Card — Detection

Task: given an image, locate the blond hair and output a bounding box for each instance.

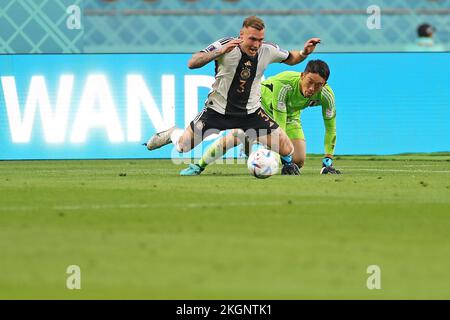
[242,16,265,31]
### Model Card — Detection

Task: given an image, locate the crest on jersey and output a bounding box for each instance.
[240,67,251,80]
[244,61,252,67]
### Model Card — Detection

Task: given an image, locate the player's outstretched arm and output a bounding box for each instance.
[188,39,243,69]
[323,118,336,158]
[283,38,321,66]
[321,119,341,175]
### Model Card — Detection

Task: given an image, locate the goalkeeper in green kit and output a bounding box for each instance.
[181,59,341,175]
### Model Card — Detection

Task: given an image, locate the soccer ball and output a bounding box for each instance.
[247,148,279,179]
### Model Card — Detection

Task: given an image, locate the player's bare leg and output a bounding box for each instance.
[174,126,203,153]
[256,128,300,175]
[180,129,243,176]
[291,138,306,168]
[145,126,203,153]
[256,129,291,157]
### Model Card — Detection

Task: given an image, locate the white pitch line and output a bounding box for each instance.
[1,196,449,213]
[55,201,288,211]
[341,168,450,173]
[0,201,286,212]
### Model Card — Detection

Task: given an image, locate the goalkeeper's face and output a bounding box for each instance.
[301,72,326,98]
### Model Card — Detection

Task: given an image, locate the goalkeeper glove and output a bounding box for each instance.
[281,162,301,175]
[320,157,341,174]
[281,155,301,175]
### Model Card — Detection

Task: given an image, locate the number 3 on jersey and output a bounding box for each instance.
[238,79,246,93]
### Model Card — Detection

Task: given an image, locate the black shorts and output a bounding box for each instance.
[189,107,279,139]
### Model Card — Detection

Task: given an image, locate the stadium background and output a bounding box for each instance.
[1,0,449,53]
[0,0,449,159]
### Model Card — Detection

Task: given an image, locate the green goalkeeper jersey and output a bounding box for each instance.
[260,71,337,155]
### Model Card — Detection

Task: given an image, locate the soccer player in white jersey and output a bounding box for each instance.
[145,16,320,175]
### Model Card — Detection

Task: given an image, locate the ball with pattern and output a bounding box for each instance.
[247,148,279,179]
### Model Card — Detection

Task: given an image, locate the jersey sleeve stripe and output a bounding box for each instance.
[218,37,234,45]
[276,85,292,112]
[321,88,335,108]
[201,37,234,53]
[321,89,336,119]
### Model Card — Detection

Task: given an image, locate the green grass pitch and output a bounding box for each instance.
[1,155,450,299]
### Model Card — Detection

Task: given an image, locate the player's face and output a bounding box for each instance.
[239,27,264,57]
[301,72,326,98]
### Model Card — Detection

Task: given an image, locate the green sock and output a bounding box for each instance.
[198,138,225,169]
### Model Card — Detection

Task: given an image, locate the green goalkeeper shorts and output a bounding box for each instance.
[285,119,305,140]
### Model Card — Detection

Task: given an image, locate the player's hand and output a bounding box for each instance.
[302,38,321,56]
[322,157,333,167]
[320,157,341,174]
[281,163,301,175]
[220,39,243,54]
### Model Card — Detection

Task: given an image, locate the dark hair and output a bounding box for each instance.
[304,60,330,81]
[417,23,435,37]
[242,16,265,31]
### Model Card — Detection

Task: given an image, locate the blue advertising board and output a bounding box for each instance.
[0,53,449,160]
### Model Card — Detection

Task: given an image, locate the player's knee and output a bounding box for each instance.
[279,138,294,157]
[231,129,246,145]
[177,137,192,153]
[294,157,305,168]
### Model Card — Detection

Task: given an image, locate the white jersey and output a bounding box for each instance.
[201,37,290,116]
